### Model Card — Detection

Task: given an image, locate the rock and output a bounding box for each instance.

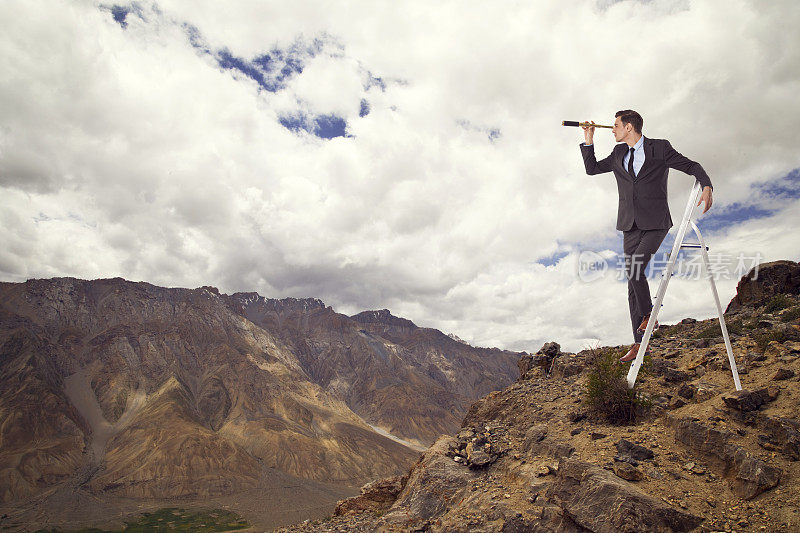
[523,425,547,450]
[568,411,587,423]
[548,457,703,532]
[772,368,795,380]
[616,439,655,461]
[694,384,721,405]
[724,444,782,499]
[590,432,607,440]
[539,341,561,358]
[678,383,695,399]
[722,389,770,412]
[379,436,481,526]
[725,260,800,313]
[785,341,800,354]
[334,474,408,516]
[457,429,476,441]
[669,397,687,410]
[758,386,781,402]
[671,417,733,454]
[765,341,787,358]
[467,449,496,469]
[758,416,800,460]
[614,454,639,467]
[669,417,782,500]
[517,354,534,380]
[570,427,583,436]
[553,359,585,378]
[681,318,698,325]
[613,461,644,481]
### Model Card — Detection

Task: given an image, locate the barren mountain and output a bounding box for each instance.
[278,260,800,532]
[0,277,519,531]
[233,295,520,448]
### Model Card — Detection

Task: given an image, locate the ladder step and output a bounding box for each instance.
[679,244,708,250]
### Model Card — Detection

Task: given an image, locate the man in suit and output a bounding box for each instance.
[580,110,713,362]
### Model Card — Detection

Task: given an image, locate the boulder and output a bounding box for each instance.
[517,353,534,380]
[334,474,408,516]
[548,457,703,532]
[726,260,800,312]
[722,388,777,412]
[772,368,796,380]
[724,444,781,499]
[613,461,644,482]
[669,417,782,500]
[380,436,481,527]
[758,415,800,460]
[616,439,655,461]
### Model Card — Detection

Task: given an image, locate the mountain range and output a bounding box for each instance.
[0,276,519,530]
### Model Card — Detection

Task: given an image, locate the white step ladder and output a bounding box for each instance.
[626,181,742,390]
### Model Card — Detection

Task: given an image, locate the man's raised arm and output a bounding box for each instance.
[579,120,613,175]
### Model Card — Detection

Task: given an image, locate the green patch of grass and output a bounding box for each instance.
[34,508,249,533]
[751,328,791,354]
[693,318,744,339]
[765,294,793,313]
[584,346,648,424]
[780,307,800,323]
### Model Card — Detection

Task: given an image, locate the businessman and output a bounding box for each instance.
[580,110,713,362]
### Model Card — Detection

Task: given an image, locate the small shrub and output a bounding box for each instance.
[693,318,743,339]
[765,294,793,313]
[752,328,790,353]
[780,307,800,323]
[584,346,648,424]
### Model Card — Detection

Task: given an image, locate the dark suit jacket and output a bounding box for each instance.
[580,137,713,231]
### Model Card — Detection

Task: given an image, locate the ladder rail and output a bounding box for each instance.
[626,182,702,387]
[625,181,742,391]
[690,220,742,390]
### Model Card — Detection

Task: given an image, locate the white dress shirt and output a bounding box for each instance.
[623,135,645,177]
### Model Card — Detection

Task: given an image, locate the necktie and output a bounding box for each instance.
[628,147,636,178]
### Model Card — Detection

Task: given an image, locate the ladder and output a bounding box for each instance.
[626,181,742,390]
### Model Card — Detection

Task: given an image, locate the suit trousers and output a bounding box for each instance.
[623,222,669,343]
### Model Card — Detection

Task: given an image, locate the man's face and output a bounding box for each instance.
[612,117,631,142]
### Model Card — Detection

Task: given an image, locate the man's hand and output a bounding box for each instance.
[581,120,595,145]
[697,186,713,214]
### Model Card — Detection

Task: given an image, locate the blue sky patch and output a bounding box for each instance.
[536,250,569,267]
[111,5,130,27]
[279,112,349,139]
[697,202,774,232]
[214,46,309,93]
[176,22,323,93]
[761,167,800,200]
[313,115,347,138]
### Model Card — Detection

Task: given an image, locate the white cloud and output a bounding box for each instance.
[1,0,799,353]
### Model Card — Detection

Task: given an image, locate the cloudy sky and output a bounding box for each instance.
[2,0,798,353]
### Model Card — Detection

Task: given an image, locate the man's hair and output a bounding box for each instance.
[615,110,643,134]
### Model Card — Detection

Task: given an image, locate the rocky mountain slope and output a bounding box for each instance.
[278,260,800,532]
[0,277,519,531]
[230,295,520,448]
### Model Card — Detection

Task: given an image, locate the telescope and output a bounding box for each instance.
[562,121,613,129]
